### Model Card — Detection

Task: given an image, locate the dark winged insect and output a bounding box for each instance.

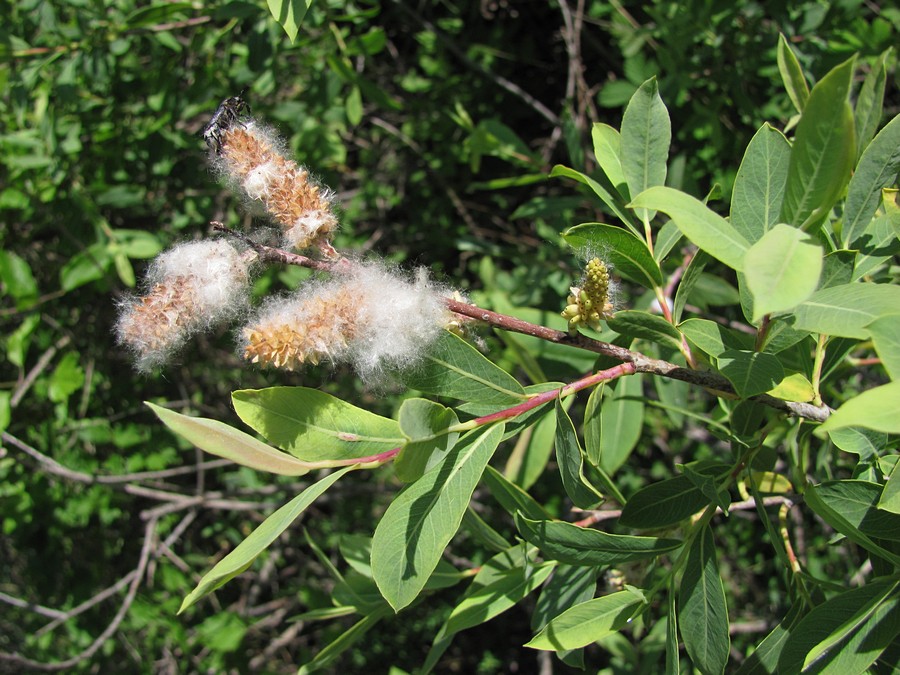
[203,92,251,154]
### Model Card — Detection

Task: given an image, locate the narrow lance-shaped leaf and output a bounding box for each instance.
[515,513,681,566]
[621,77,671,225]
[776,33,809,112]
[779,56,856,230]
[620,467,730,530]
[148,402,336,475]
[555,399,604,509]
[588,372,644,475]
[371,424,505,611]
[854,48,889,160]
[776,578,900,674]
[551,164,639,235]
[678,524,730,675]
[591,123,627,196]
[526,590,646,650]
[179,465,357,613]
[803,482,900,566]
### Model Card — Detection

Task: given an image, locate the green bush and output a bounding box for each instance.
[1,1,897,672]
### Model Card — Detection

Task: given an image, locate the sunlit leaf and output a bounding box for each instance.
[180,465,357,613]
[372,424,505,611]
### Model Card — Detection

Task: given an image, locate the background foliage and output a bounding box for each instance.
[1,0,898,672]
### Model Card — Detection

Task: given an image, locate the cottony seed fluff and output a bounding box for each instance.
[116,240,253,371]
[242,262,455,381]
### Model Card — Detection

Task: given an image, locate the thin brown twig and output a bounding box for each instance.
[10,335,71,407]
[0,518,157,671]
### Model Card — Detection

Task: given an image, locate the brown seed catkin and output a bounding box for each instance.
[220,124,338,252]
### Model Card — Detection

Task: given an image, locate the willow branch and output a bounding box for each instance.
[212,230,832,424]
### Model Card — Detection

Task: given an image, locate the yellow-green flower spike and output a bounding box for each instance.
[560,258,614,334]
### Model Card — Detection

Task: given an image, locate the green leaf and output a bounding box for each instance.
[791,283,900,339]
[551,164,638,235]
[717,350,784,399]
[606,312,682,351]
[398,330,527,405]
[852,208,900,281]
[0,250,38,308]
[804,482,900,566]
[532,565,599,668]
[59,244,110,292]
[462,507,511,553]
[673,251,709,322]
[515,514,681,566]
[779,57,856,230]
[678,525,730,675]
[809,480,900,542]
[629,187,750,271]
[777,578,900,674]
[526,590,646,650]
[776,34,809,112]
[266,0,311,42]
[232,387,404,462]
[767,372,815,403]
[585,373,644,474]
[482,465,549,522]
[421,546,547,673]
[591,123,627,196]
[827,426,888,460]
[0,391,10,432]
[731,125,792,243]
[843,113,900,248]
[683,465,731,513]
[48,352,84,404]
[394,399,459,482]
[179,466,356,613]
[563,223,663,288]
[297,607,392,675]
[443,549,553,636]
[619,465,729,529]
[555,399,603,509]
[666,578,680,675]
[654,220,684,262]
[743,224,823,322]
[733,603,804,675]
[880,461,900,515]
[854,49,889,160]
[504,403,557,490]
[816,381,900,435]
[147,402,334,475]
[867,314,900,380]
[371,424,505,611]
[621,77,671,223]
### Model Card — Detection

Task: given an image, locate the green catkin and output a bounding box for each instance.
[561,257,614,334]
